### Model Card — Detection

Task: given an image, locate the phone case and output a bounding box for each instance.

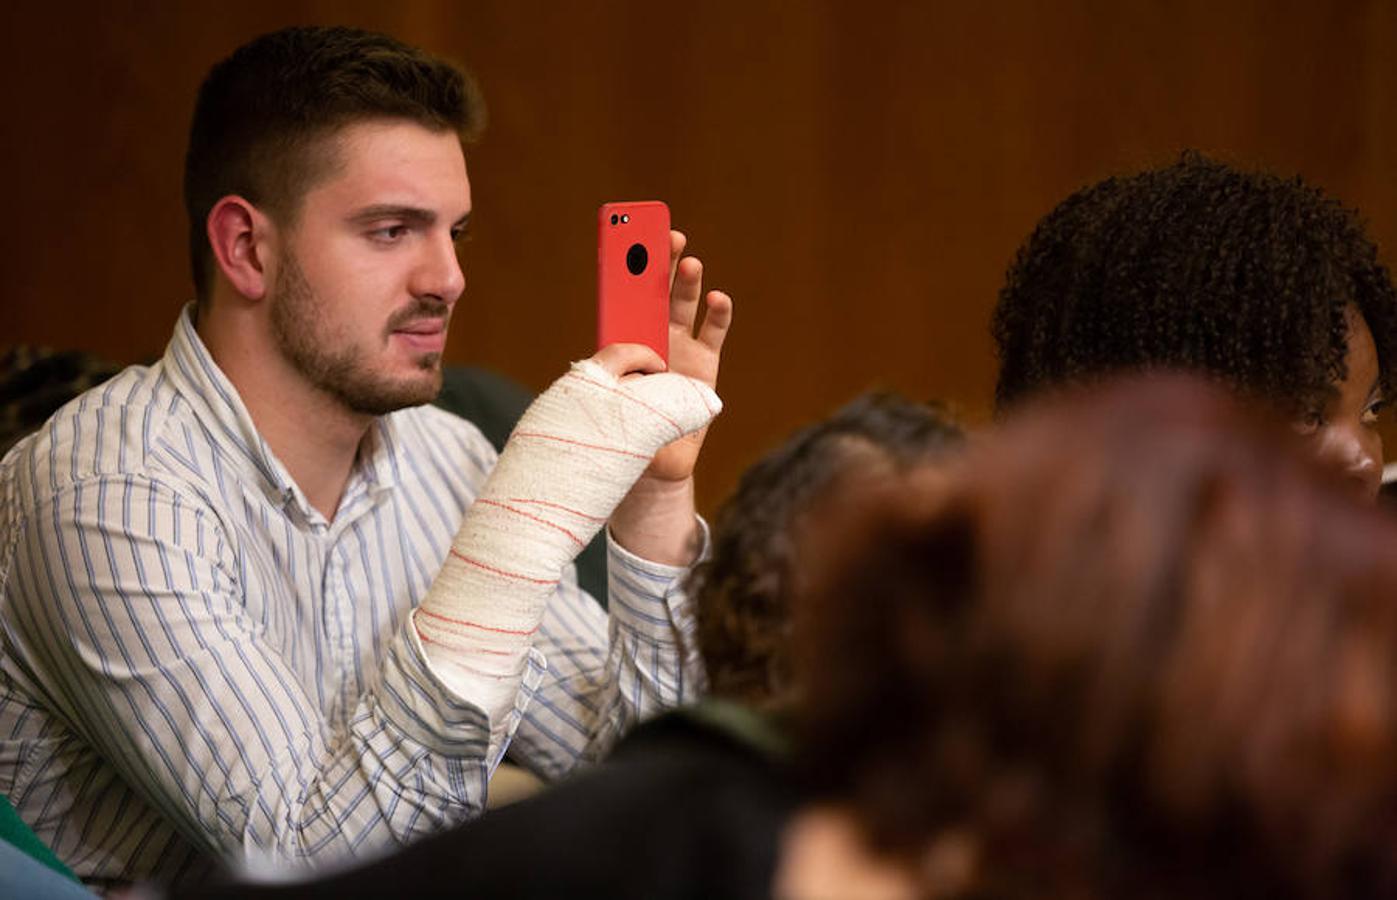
[598,200,670,363]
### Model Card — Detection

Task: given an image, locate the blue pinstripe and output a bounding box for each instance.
[0,306,704,884]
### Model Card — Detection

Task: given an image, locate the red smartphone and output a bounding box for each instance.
[598,200,670,363]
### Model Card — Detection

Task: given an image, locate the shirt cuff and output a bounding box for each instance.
[383,619,547,767]
[606,514,711,572]
[605,516,709,643]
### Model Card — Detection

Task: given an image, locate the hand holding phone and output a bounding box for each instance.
[598,201,670,364]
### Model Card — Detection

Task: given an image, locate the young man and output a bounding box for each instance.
[0,26,732,887]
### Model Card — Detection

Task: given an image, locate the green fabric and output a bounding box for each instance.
[676,698,791,761]
[433,366,610,607]
[0,794,78,882]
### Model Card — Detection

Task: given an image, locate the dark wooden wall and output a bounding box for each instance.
[5,1,1397,511]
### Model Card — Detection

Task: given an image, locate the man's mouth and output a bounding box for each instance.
[392,318,448,353]
[395,319,446,336]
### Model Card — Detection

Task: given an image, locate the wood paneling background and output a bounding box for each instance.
[5,1,1397,511]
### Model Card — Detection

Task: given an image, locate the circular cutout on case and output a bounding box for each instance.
[626,242,648,276]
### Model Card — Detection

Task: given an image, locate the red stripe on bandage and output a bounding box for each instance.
[565,371,684,438]
[417,606,540,636]
[448,548,560,585]
[511,431,650,460]
[476,498,584,547]
[504,498,607,523]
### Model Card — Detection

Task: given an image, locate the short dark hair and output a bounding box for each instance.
[992,153,1397,416]
[690,392,963,710]
[183,25,485,302]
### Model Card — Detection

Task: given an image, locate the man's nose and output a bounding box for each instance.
[412,234,465,304]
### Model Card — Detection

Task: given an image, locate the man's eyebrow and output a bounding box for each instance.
[451,212,472,232]
[347,204,438,226]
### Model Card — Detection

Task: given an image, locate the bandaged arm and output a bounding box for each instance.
[412,359,721,756]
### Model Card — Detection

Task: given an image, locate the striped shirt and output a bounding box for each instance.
[0,306,704,885]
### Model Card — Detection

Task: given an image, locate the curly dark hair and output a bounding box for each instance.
[992,153,1397,417]
[689,392,963,710]
[794,376,1397,898]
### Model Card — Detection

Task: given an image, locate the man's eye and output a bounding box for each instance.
[451,227,471,243]
[371,225,409,242]
[1363,399,1387,426]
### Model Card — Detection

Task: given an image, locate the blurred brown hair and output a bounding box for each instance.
[794,375,1397,898]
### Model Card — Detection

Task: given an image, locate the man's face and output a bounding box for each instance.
[269,120,471,416]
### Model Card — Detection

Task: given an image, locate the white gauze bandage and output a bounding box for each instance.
[413,359,721,751]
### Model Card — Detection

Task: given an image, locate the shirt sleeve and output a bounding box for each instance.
[3,473,493,864]
[502,520,711,779]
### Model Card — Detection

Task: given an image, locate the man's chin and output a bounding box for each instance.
[340,368,443,416]
[392,367,445,408]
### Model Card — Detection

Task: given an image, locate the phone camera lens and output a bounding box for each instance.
[621,214,630,224]
[610,214,619,225]
[626,242,648,275]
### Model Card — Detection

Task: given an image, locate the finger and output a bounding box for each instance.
[671,255,704,334]
[592,342,666,378]
[695,290,733,352]
[667,229,687,288]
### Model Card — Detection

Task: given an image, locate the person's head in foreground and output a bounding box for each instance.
[992,152,1397,500]
[780,375,1397,899]
[690,392,964,711]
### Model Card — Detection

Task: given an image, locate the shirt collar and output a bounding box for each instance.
[161,303,402,521]
[355,416,403,496]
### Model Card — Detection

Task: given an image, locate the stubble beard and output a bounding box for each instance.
[270,253,445,417]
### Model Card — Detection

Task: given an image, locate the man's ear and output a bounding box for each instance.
[207,195,276,300]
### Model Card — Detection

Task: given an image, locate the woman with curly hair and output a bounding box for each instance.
[991,153,1397,499]
[691,391,965,710]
